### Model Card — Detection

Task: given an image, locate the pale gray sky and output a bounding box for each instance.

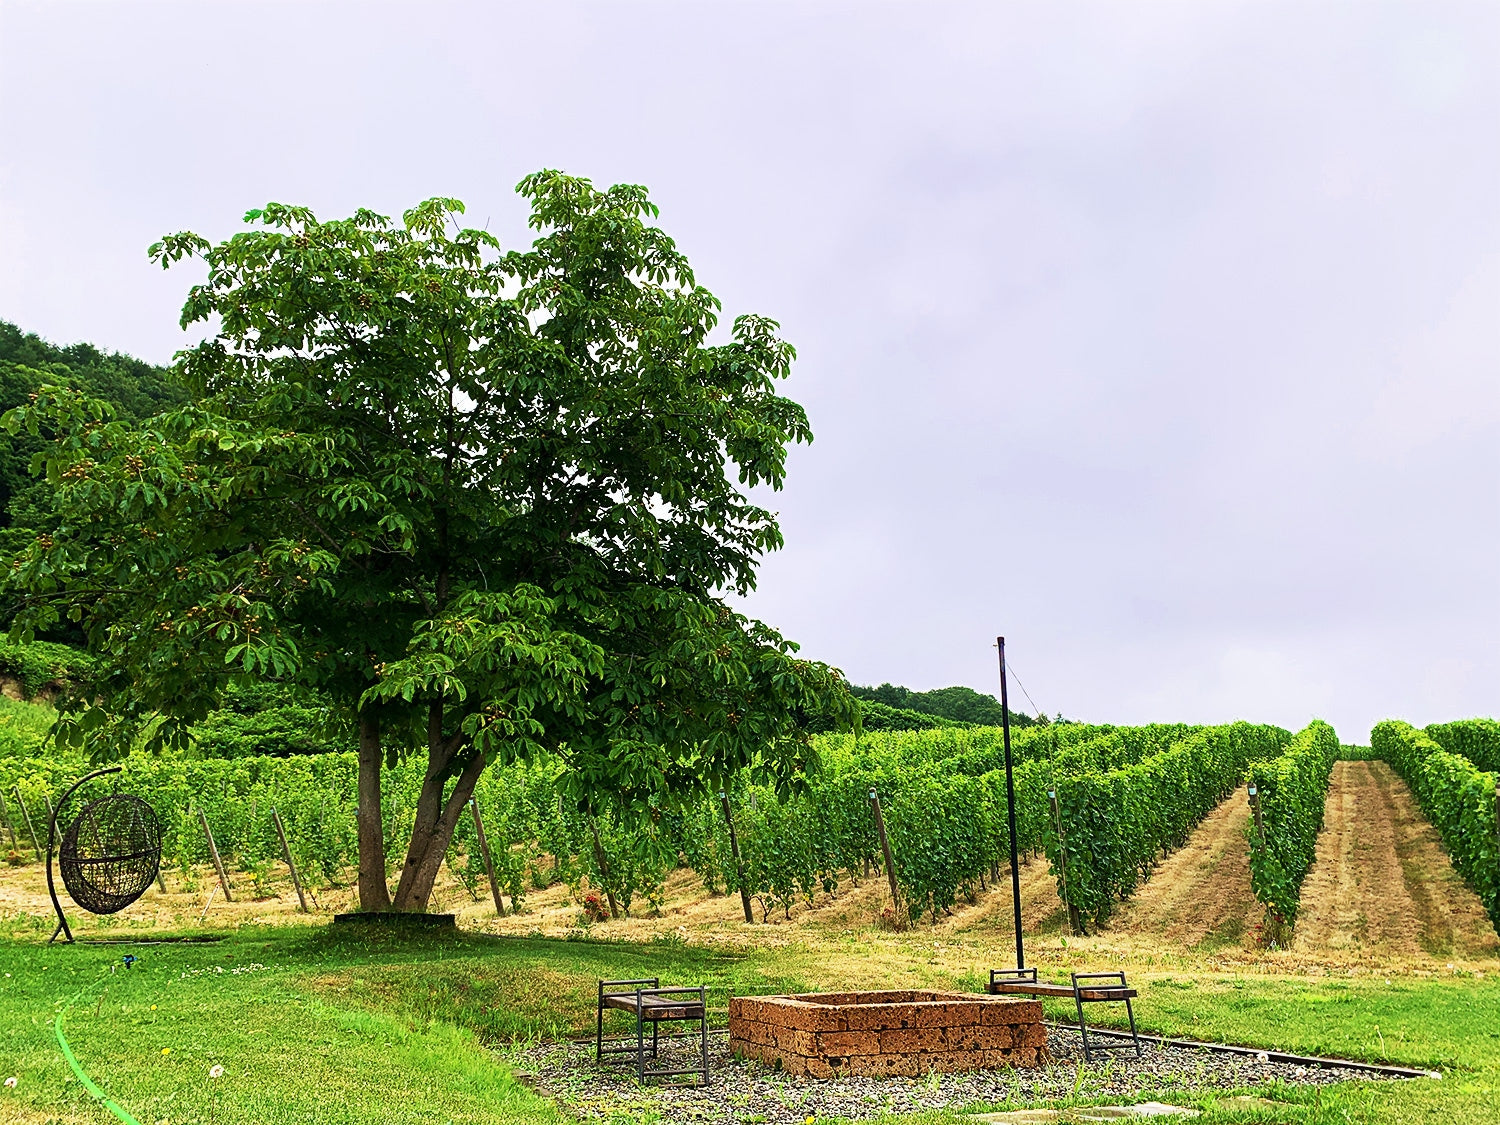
[2,1,1496,741]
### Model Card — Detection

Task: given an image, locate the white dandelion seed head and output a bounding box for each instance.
[208,1065,224,1079]
[4,1076,17,1088]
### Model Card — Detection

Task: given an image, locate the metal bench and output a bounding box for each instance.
[988,967,1142,1061]
[596,978,709,1085]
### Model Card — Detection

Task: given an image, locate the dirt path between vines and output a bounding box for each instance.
[1294,760,1499,960]
[1105,786,1263,950]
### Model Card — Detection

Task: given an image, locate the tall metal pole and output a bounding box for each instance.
[997,637,1024,970]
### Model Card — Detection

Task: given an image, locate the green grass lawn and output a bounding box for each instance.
[0,925,1496,1124]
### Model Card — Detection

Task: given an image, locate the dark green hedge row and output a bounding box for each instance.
[190,705,344,758]
[1246,719,1339,925]
[1373,720,1499,930]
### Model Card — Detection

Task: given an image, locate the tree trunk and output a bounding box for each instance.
[390,750,487,912]
[356,711,391,912]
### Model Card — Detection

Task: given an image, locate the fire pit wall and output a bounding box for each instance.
[729,990,1046,1079]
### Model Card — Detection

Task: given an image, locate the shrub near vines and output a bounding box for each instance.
[1245,720,1339,926]
[1374,720,1500,929]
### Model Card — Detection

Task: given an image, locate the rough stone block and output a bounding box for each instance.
[981,999,1044,1026]
[727,989,1045,1078]
[815,1029,882,1056]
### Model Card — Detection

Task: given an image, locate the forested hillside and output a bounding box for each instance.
[0,320,185,561]
[852,682,1041,728]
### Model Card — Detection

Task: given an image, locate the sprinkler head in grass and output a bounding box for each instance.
[122,955,137,970]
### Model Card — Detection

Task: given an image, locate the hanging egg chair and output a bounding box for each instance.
[47,767,163,943]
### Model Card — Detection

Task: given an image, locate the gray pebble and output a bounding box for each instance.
[508,1025,1392,1124]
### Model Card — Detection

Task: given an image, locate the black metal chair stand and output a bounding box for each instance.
[596,978,709,1086]
[1070,971,1142,1061]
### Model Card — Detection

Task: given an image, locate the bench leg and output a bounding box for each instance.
[636,996,646,1081]
[1124,996,1142,1058]
[1075,990,1094,1063]
[596,981,604,1062]
[699,985,709,1087]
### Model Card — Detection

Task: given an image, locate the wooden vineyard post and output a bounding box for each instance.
[1247,781,1290,944]
[13,787,40,858]
[271,809,309,913]
[1048,786,1081,936]
[469,797,506,918]
[588,819,620,919]
[720,790,755,923]
[1248,783,1265,842]
[0,788,18,851]
[869,788,902,926]
[197,806,234,903]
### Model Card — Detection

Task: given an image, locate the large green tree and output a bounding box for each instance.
[3,172,854,912]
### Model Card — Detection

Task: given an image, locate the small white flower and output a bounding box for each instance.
[1255,1052,1270,1063]
[208,1065,224,1079]
[4,1076,16,1088]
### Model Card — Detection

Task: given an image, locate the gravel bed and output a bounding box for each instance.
[509,1026,1396,1124]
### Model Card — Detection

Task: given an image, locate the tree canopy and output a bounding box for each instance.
[0,320,185,573]
[2,172,856,911]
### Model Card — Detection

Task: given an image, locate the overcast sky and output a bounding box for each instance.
[1,1,1495,741]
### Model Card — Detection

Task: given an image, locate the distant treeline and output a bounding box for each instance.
[851,683,1044,730]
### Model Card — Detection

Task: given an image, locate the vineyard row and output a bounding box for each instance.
[0,719,1359,928]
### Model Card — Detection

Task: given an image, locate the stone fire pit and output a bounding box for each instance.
[728,990,1046,1078]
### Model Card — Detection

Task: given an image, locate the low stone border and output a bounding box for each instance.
[731,991,1046,1077]
[510,1023,1406,1125]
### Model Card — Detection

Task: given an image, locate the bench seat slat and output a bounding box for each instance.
[601,994,706,1020]
[989,982,1137,1001]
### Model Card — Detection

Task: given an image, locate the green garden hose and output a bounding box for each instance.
[53,977,143,1125]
